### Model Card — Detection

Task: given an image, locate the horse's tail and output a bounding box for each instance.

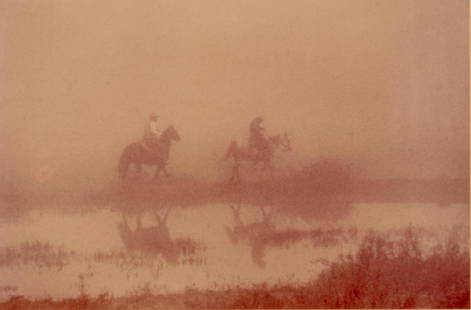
[224,140,237,161]
[118,145,133,178]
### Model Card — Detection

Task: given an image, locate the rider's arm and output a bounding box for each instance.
[150,121,160,135]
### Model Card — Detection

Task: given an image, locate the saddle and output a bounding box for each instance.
[140,141,159,155]
[247,145,267,159]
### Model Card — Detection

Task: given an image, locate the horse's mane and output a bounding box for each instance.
[160,125,174,139]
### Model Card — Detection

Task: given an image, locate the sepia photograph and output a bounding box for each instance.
[0,0,469,309]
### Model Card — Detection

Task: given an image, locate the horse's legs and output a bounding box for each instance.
[257,161,266,182]
[229,162,234,183]
[231,162,241,184]
[252,157,266,177]
[154,164,170,180]
[118,152,132,179]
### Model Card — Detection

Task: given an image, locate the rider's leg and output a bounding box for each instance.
[142,136,159,152]
[141,139,151,152]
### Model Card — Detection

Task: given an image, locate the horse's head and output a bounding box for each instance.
[162,125,181,142]
[268,133,291,152]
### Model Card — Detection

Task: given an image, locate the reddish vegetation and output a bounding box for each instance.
[1,228,468,309]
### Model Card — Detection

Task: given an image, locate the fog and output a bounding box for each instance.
[1,0,468,192]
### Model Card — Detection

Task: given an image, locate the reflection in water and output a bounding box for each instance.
[0,202,467,301]
[225,204,352,267]
[0,241,75,270]
[217,169,354,225]
[225,204,276,267]
[118,207,203,265]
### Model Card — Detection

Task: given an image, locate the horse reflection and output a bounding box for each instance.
[225,204,345,267]
[225,204,277,267]
[118,207,202,265]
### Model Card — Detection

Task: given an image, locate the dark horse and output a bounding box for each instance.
[118,125,180,179]
[224,133,291,183]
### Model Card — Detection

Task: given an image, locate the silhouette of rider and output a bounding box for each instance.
[248,116,267,153]
[142,113,160,152]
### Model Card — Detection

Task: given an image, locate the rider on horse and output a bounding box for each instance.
[142,113,161,152]
[248,116,268,154]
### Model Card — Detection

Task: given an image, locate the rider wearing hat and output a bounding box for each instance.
[248,116,267,153]
[142,113,161,151]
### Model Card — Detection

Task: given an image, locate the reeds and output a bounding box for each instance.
[2,226,466,309]
[0,241,75,270]
[304,226,469,308]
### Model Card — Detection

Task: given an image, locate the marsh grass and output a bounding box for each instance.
[302,227,469,308]
[1,226,467,309]
[0,241,75,270]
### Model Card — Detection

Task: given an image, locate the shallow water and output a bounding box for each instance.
[0,202,467,300]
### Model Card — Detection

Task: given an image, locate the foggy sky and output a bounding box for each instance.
[1,0,468,189]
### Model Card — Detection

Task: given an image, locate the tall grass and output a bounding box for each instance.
[0,227,468,309]
[304,227,469,308]
[178,227,469,309]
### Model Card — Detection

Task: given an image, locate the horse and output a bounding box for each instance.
[118,125,180,179]
[224,133,291,183]
[118,207,202,265]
